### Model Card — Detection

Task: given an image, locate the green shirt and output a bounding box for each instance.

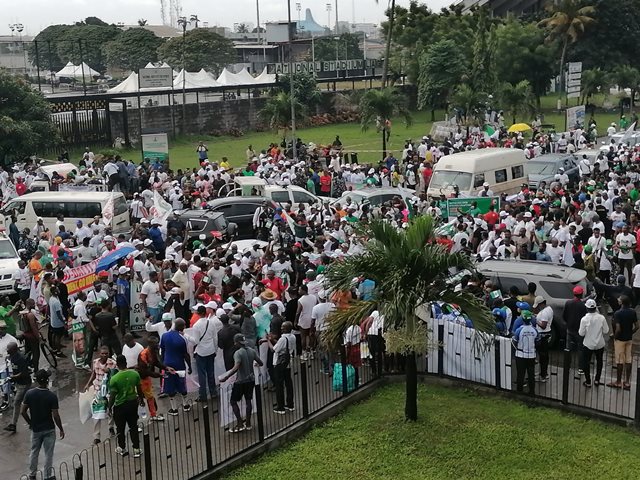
[630,188,639,202]
[0,306,16,336]
[242,169,255,177]
[109,369,141,407]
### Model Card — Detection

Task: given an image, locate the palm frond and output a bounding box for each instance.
[323,299,378,349]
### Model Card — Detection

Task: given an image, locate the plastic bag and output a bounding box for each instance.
[332,363,356,393]
[78,390,93,424]
[91,396,108,420]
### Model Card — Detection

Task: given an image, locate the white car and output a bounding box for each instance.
[221,239,268,254]
[330,187,416,209]
[0,235,20,295]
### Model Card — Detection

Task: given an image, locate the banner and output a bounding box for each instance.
[102,192,115,226]
[150,190,172,225]
[566,105,585,129]
[444,197,500,220]
[141,133,169,163]
[129,280,147,332]
[63,259,100,295]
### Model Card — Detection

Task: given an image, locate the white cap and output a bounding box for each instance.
[318,290,327,299]
[143,239,153,246]
[233,253,242,260]
[161,312,174,322]
[191,303,204,311]
[368,168,375,174]
[171,241,182,248]
[179,259,189,266]
[169,287,181,294]
[483,182,490,187]
[585,299,597,309]
[205,301,218,310]
[130,250,142,258]
[132,239,143,246]
[118,266,130,274]
[524,212,532,218]
[103,235,115,242]
[222,302,234,310]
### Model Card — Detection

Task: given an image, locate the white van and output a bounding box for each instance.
[225,177,323,207]
[427,148,526,198]
[0,191,130,235]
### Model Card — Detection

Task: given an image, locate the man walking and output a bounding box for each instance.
[108,355,145,457]
[160,318,192,416]
[220,334,263,433]
[22,370,64,480]
[187,309,222,402]
[512,312,538,395]
[270,321,296,414]
[579,299,609,387]
[609,295,638,390]
[532,296,553,382]
[4,342,32,433]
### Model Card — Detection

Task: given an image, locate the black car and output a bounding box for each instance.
[204,196,276,239]
[175,209,237,244]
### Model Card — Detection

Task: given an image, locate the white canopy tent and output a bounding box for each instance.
[56,62,99,80]
[55,62,76,77]
[216,68,243,86]
[107,72,171,94]
[254,66,276,84]
[173,69,220,89]
[234,67,257,85]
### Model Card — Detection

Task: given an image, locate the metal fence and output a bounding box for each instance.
[422,318,640,423]
[21,347,382,480]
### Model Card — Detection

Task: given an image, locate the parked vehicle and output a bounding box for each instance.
[174,210,237,244]
[476,260,589,347]
[225,177,323,207]
[427,148,526,198]
[330,187,416,208]
[0,233,21,296]
[525,153,579,190]
[205,197,276,239]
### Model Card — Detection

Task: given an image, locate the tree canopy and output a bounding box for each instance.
[104,28,164,72]
[158,28,235,74]
[0,72,59,164]
[310,33,363,63]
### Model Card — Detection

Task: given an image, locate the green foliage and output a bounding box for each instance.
[449,83,486,126]
[470,8,497,94]
[494,20,555,104]
[228,384,640,479]
[0,72,59,164]
[55,24,122,73]
[309,33,363,62]
[104,28,164,71]
[259,92,307,131]
[417,39,468,111]
[498,80,536,125]
[27,25,73,71]
[580,68,610,103]
[78,17,110,27]
[359,88,412,130]
[158,28,235,74]
[277,72,322,110]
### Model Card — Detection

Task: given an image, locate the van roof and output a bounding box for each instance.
[15,191,124,202]
[434,148,525,172]
[477,260,586,283]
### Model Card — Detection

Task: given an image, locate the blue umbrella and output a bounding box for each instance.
[96,246,135,273]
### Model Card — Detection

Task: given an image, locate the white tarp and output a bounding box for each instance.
[173,69,219,89]
[216,67,243,86]
[56,62,99,79]
[234,67,256,85]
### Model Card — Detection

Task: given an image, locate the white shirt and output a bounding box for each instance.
[145,320,173,339]
[13,267,30,290]
[0,333,18,371]
[633,264,640,288]
[73,298,89,324]
[187,315,222,357]
[616,232,636,260]
[86,289,108,305]
[141,280,162,308]
[297,294,318,329]
[343,325,361,346]
[367,311,384,335]
[311,302,335,332]
[536,305,554,333]
[579,312,609,350]
[273,332,297,365]
[122,342,144,368]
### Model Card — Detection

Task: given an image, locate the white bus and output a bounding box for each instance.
[0,191,130,235]
[427,148,526,198]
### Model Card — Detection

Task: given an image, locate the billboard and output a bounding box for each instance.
[138,68,173,89]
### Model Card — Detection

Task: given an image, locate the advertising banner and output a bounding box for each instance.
[444,197,500,220]
[63,259,100,295]
[129,280,147,332]
[141,133,169,163]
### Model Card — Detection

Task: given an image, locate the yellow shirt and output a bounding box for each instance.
[220,161,231,170]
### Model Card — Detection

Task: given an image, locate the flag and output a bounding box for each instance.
[562,241,575,267]
[102,192,115,226]
[620,122,637,145]
[280,210,297,234]
[149,190,172,225]
[483,124,496,142]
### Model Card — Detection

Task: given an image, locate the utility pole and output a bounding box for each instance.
[335,0,339,34]
[177,16,190,134]
[78,39,87,96]
[287,0,297,161]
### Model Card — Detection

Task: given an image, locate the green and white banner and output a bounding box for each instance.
[141,133,169,163]
[444,197,500,220]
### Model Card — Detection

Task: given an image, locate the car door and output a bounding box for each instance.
[234,202,262,239]
[292,190,320,206]
[564,156,579,183]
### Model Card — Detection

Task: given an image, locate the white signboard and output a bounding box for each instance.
[568,62,583,74]
[138,67,173,89]
[567,105,586,128]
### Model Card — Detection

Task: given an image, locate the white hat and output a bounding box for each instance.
[233,253,242,260]
[585,299,597,309]
[499,211,508,217]
[170,287,181,295]
[222,302,234,311]
[171,241,182,249]
[199,234,206,240]
[318,290,327,299]
[368,168,375,174]
[482,182,490,187]
[191,303,204,311]
[205,301,218,310]
[161,312,174,322]
[140,218,150,224]
[524,212,532,218]
[118,266,130,274]
[143,239,153,246]
[179,259,189,266]
[132,239,143,246]
[130,250,142,258]
[103,235,115,242]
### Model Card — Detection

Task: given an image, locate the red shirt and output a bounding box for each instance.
[16,183,26,196]
[261,277,285,299]
[484,211,499,227]
[320,175,332,193]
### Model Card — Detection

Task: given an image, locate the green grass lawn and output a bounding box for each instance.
[228,383,640,480]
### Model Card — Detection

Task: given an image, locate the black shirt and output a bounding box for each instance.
[217,324,241,370]
[270,314,284,337]
[9,351,31,386]
[563,298,588,334]
[23,387,59,432]
[93,311,117,336]
[613,308,638,341]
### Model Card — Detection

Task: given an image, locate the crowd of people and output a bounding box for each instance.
[1,116,640,477]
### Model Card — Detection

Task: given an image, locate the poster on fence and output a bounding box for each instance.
[63,259,99,295]
[129,280,147,332]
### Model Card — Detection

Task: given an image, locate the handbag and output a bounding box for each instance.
[332,363,356,393]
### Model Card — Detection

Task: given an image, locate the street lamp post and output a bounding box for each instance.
[335,0,339,34]
[177,16,190,134]
[287,0,297,161]
[9,23,26,77]
[326,3,332,32]
[296,2,302,22]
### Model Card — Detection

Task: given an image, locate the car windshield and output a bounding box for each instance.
[429,171,472,191]
[525,162,556,175]
[0,240,17,259]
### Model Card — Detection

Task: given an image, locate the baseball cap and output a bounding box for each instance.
[572,286,584,296]
[585,299,597,309]
[532,296,546,308]
[205,301,218,310]
[118,266,130,275]
[516,301,531,311]
[222,302,234,311]
[161,312,174,322]
[233,333,246,345]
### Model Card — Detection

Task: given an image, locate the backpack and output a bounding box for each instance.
[278,336,291,368]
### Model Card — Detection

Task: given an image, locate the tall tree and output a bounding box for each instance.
[612,65,640,113]
[359,88,412,159]
[417,39,467,121]
[259,92,307,131]
[470,8,496,94]
[538,0,596,97]
[494,19,555,107]
[278,73,322,110]
[580,68,610,104]
[376,0,396,87]
[498,80,536,125]
[158,28,235,74]
[324,215,495,421]
[55,24,122,73]
[104,28,164,71]
[0,72,59,164]
[27,25,73,71]
[308,33,363,62]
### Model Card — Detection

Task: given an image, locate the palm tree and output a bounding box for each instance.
[259,92,306,133]
[376,0,396,87]
[499,80,536,125]
[580,68,610,105]
[612,65,640,114]
[538,0,595,98]
[359,88,412,160]
[324,216,495,421]
[450,83,484,128]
